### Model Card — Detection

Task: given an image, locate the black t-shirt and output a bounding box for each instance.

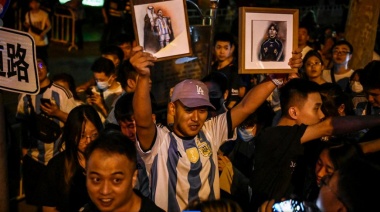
[80,190,165,212]
[37,151,89,212]
[249,124,307,210]
[211,60,249,103]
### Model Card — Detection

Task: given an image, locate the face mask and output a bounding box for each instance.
[238,126,255,141]
[96,81,109,90]
[96,77,112,90]
[350,81,363,93]
[209,97,223,111]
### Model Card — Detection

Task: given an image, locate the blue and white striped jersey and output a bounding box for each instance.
[137,112,236,212]
[16,82,77,165]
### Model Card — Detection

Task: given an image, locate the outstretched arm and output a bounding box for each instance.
[301,116,380,143]
[360,138,380,154]
[230,49,303,130]
[131,46,157,151]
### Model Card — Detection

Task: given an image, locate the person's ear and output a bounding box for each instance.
[223,90,229,101]
[168,102,176,116]
[338,104,345,116]
[288,107,298,119]
[231,44,235,53]
[127,78,137,90]
[131,169,138,188]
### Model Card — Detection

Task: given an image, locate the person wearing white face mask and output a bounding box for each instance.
[87,57,123,123]
[349,69,368,115]
[217,102,274,211]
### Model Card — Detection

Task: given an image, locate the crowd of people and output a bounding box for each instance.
[8,1,380,212]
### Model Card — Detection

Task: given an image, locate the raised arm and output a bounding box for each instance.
[131,46,157,150]
[230,50,303,130]
[301,116,380,143]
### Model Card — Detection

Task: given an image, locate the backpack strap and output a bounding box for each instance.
[330,67,336,84]
[26,95,36,114]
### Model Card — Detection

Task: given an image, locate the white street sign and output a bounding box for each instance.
[0,27,39,94]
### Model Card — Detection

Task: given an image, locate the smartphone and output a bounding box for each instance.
[272,199,305,212]
[85,87,93,96]
[40,98,51,105]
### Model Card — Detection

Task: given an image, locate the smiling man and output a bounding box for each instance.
[130,45,303,211]
[83,130,164,212]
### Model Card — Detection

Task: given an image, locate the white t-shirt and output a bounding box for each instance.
[301,45,313,59]
[25,10,49,46]
[322,68,354,90]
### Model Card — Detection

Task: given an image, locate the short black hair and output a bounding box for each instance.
[298,23,310,35]
[201,71,229,95]
[114,92,134,122]
[91,57,116,76]
[117,61,138,89]
[52,72,80,100]
[112,33,135,46]
[101,45,124,64]
[319,83,355,116]
[279,78,321,115]
[85,130,137,169]
[332,40,353,55]
[360,60,380,90]
[213,32,235,47]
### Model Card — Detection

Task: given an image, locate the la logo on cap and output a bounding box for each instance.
[196,85,204,95]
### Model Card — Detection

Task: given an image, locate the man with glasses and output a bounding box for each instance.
[322,40,354,91]
[16,58,77,207]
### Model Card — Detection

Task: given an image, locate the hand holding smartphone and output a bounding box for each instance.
[40,98,51,105]
[272,199,305,212]
[85,87,93,96]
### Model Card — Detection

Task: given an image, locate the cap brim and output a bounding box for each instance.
[178,98,216,110]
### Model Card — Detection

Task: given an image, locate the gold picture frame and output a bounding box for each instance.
[131,0,192,61]
[238,7,299,74]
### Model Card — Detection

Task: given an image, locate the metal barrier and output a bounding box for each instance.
[13,6,78,51]
[51,5,78,51]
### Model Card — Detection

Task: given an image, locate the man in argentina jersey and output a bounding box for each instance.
[130,45,303,211]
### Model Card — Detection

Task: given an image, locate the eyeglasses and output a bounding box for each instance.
[332,50,350,55]
[305,62,322,68]
[81,133,99,141]
[37,62,46,69]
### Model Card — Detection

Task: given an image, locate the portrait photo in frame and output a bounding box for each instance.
[131,0,192,61]
[238,7,299,74]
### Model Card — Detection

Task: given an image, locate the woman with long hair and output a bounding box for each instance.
[37,105,103,212]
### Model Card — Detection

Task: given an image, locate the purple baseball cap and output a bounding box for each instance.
[171,79,216,110]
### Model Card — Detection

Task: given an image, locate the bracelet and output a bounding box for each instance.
[268,74,284,87]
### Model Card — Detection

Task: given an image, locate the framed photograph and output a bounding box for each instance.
[238,7,299,74]
[131,0,192,61]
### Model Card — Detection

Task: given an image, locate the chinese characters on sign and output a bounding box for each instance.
[0,43,29,82]
[0,27,39,94]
